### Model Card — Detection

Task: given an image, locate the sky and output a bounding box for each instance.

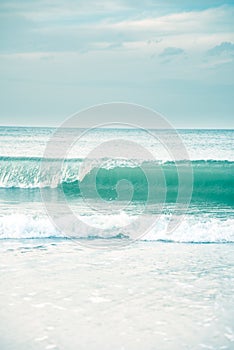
[0,0,233,128]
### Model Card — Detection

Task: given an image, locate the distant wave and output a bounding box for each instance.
[0,157,233,205]
[0,213,233,243]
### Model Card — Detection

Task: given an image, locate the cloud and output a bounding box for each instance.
[207,41,234,56]
[0,2,233,56]
[100,6,234,35]
[0,1,234,127]
[159,47,184,57]
[0,0,130,17]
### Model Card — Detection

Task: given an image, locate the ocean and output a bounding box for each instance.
[0,127,233,349]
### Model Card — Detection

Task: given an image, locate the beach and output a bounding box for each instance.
[0,127,233,349]
[0,240,233,350]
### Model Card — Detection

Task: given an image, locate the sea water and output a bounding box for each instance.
[0,127,233,349]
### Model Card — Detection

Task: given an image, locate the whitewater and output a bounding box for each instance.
[0,127,233,243]
[0,126,234,350]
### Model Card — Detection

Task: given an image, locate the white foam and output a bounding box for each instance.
[0,213,233,243]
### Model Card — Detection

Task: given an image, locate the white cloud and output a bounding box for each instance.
[94,6,234,33]
[0,3,233,79]
[26,5,234,57]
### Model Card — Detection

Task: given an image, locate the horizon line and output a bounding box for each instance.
[0,124,233,130]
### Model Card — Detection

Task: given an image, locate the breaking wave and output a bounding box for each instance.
[0,157,233,205]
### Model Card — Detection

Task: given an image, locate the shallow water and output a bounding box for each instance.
[0,127,233,349]
[0,241,233,350]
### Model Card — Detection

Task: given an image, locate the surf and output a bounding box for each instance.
[0,157,233,206]
[0,212,233,243]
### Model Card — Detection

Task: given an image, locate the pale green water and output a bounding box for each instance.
[0,127,233,349]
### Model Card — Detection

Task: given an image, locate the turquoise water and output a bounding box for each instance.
[0,127,233,242]
[0,127,233,349]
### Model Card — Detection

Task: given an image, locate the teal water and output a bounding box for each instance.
[0,127,233,242]
[0,127,233,349]
[0,156,233,204]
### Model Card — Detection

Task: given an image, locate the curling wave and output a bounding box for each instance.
[0,157,233,205]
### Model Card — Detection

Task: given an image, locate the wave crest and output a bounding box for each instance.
[0,157,233,205]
